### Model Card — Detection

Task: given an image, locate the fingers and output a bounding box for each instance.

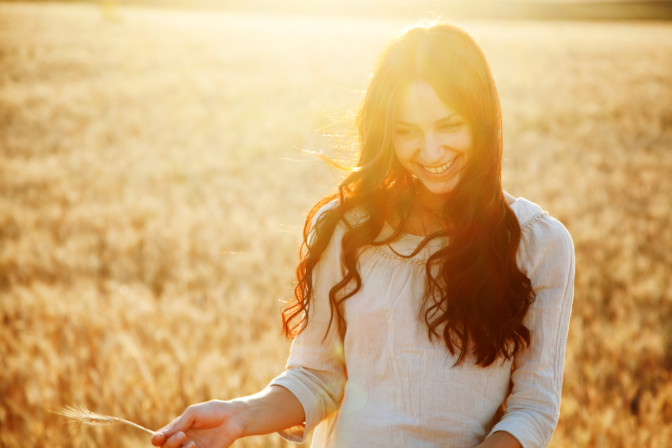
[150,431,167,446]
[151,431,198,448]
[151,407,195,446]
[159,431,185,448]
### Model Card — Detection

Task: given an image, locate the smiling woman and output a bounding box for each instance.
[151,22,574,448]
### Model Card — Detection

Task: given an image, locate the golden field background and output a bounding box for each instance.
[1,2,671,447]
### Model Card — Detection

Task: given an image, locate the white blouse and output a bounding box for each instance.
[270,194,575,448]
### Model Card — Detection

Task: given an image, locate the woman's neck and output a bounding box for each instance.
[401,183,452,236]
[402,201,448,236]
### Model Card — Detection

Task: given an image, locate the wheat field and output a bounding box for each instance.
[1,2,671,447]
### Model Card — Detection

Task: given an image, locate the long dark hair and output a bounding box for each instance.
[282,23,535,367]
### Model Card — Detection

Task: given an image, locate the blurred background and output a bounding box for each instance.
[1,0,671,446]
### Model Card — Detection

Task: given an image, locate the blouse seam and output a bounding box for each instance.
[370,245,427,266]
[520,212,548,234]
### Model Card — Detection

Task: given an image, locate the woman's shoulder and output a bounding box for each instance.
[313,199,369,229]
[505,192,574,270]
[506,193,568,235]
[307,200,370,252]
[505,193,542,230]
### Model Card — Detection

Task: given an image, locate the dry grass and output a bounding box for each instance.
[57,405,155,435]
[1,2,671,447]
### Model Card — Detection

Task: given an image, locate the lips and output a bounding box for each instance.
[419,156,458,176]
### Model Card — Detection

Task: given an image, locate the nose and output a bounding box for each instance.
[419,132,445,163]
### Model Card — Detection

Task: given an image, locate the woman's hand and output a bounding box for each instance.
[150,386,305,448]
[151,400,246,448]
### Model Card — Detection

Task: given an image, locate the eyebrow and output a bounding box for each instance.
[436,115,462,125]
[396,114,460,127]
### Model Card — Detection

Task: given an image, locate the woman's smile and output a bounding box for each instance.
[418,155,458,176]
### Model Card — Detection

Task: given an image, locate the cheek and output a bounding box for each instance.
[439,130,473,152]
[393,140,414,165]
[461,128,475,154]
[463,130,474,150]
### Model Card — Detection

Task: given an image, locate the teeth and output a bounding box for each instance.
[423,158,456,174]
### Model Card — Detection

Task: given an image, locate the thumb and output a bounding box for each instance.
[151,409,195,445]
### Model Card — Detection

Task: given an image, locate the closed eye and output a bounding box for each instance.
[395,128,419,137]
[437,121,464,132]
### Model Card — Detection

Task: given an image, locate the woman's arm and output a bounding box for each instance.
[150,385,304,448]
[153,204,348,448]
[487,212,575,447]
[476,431,523,448]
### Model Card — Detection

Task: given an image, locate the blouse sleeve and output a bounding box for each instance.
[268,204,348,443]
[488,213,575,448]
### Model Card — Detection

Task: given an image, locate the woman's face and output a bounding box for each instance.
[393,80,473,208]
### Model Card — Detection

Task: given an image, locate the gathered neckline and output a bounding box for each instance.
[367,222,449,265]
[383,195,519,239]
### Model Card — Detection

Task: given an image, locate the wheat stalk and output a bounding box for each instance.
[57,405,155,435]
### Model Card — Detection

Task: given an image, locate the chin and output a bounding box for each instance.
[423,178,460,195]
[415,179,460,207]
